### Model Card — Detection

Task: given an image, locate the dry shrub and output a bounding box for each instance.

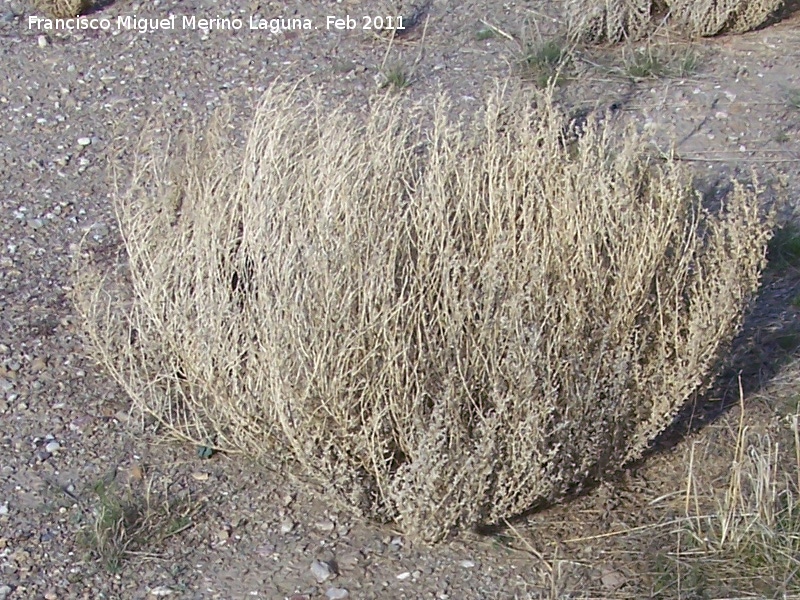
[567,0,783,41]
[666,0,784,36]
[74,84,772,543]
[30,0,87,18]
[566,0,654,42]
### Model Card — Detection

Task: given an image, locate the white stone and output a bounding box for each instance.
[280,518,295,534]
[311,559,333,582]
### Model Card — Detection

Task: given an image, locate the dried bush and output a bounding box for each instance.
[567,0,783,41]
[566,0,654,42]
[74,84,772,542]
[30,0,87,18]
[666,0,784,37]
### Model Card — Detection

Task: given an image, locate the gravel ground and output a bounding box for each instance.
[1,0,799,598]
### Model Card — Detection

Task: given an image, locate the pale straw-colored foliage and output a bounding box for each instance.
[74,84,771,542]
[30,0,87,18]
[567,0,784,41]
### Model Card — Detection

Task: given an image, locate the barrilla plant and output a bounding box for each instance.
[567,0,785,42]
[667,0,786,37]
[30,0,88,19]
[74,83,773,543]
[567,0,653,43]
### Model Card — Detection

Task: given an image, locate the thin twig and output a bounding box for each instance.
[502,518,554,572]
[479,19,515,42]
[563,516,695,543]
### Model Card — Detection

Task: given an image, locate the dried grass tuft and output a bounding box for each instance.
[73,84,772,542]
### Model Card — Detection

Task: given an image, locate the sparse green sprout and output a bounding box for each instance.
[79,481,141,573]
[525,40,565,69]
[626,48,666,78]
[624,45,698,79]
[676,49,699,77]
[518,39,570,87]
[382,64,411,90]
[476,27,495,41]
[77,477,200,573]
[775,131,790,144]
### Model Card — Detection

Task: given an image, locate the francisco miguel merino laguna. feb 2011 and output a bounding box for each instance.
[27,13,408,33]
[27,14,316,33]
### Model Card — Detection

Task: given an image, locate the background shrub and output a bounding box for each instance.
[566,0,654,43]
[74,84,772,542]
[567,0,784,42]
[30,0,87,19]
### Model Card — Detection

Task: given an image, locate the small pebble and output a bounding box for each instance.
[311,559,334,582]
[255,542,275,557]
[280,518,295,534]
[45,441,60,453]
[29,357,46,372]
[396,571,411,580]
[77,137,92,146]
[460,559,475,568]
[38,35,48,48]
[315,518,335,533]
[325,588,349,600]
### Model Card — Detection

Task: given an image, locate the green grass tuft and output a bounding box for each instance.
[381,63,411,90]
[517,39,570,87]
[77,476,201,573]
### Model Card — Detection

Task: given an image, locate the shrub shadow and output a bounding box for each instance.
[85,0,115,15]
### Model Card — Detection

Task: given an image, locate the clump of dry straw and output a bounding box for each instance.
[74,83,772,542]
[567,0,784,42]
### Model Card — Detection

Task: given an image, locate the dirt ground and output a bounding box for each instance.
[1,0,800,598]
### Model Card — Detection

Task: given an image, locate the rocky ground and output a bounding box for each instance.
[1,0,800,598]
